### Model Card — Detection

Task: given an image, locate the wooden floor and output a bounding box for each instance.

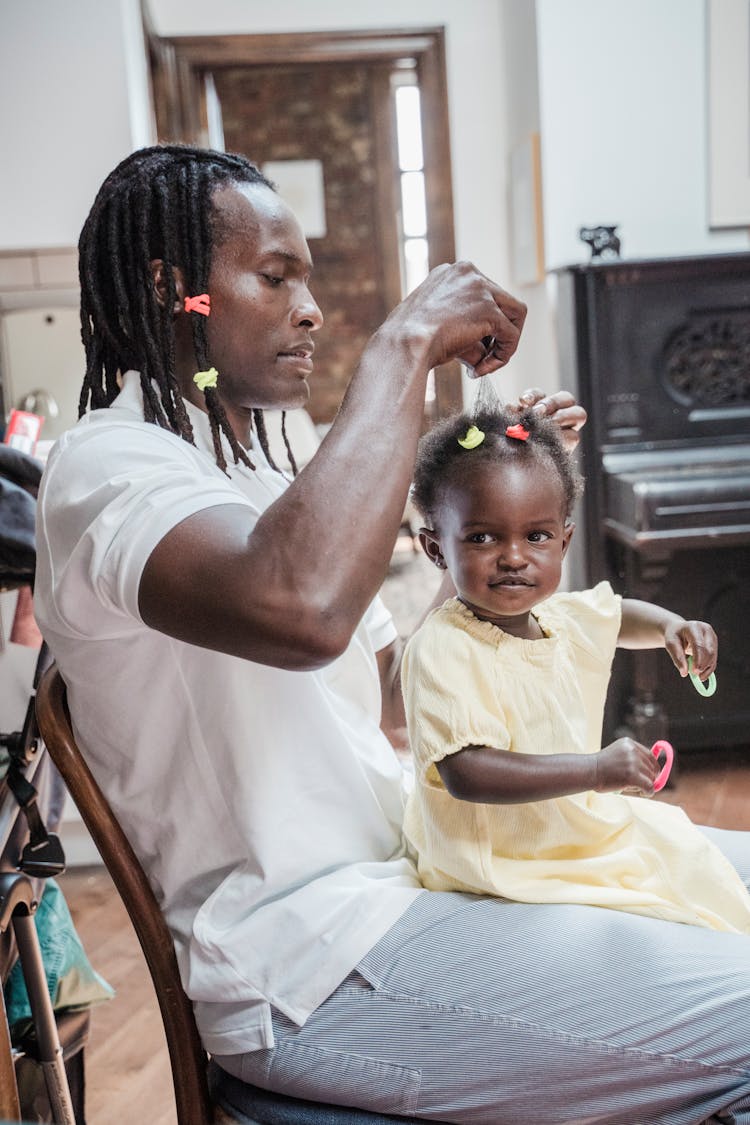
[57,866,179,1125]
[55,548,750,1124]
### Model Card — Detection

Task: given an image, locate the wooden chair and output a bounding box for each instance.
[35,665,219,1125]
[35,664,430,1125]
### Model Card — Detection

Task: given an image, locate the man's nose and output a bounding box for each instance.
[293,287,324,331]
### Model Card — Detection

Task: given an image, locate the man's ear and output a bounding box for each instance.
[562,519,575,556]
[419,527,447,570]
[149,260,187,315]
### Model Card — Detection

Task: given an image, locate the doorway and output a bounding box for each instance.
[146,26,462,427]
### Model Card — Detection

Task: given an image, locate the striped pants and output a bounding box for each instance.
[214,826,750,1124]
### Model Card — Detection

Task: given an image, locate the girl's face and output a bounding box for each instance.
[422,456,573,636]
[180,182,324,435]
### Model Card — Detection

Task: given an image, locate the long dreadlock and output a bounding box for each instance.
[78,143,299,474]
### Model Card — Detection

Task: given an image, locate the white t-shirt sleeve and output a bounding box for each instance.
[361,594,398,654]
[37,422,258,635]
[402,612,511,776]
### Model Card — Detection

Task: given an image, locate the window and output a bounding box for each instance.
[393,72,434,401]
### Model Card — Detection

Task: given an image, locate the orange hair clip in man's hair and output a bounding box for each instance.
[184,294,211,316]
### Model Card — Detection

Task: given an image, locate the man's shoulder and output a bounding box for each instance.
[56,408,192,456]
[42,410,209,493]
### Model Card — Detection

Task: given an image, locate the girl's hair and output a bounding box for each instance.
[78,143,297,475]
[411,404,584,524]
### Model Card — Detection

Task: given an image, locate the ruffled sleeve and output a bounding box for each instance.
[401,602,510,780]
[538,581,621,669]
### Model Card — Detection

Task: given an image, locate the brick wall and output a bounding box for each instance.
[216,62,395,424]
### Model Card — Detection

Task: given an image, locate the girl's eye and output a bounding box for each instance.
[468,533,492,544]
[528,531,551,543]
[262,274,284,286]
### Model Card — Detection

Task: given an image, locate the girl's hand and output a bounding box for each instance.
[595,737,659,796]
[663,619,718,680]
[511,388,587,451]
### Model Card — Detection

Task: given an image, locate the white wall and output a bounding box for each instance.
[495,0,558,401]
[0,0,153,251]
[536,0,750,271]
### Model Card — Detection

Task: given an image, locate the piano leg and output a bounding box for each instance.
[619,650,668,741]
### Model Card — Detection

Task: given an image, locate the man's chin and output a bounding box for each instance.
[276,381,312,413]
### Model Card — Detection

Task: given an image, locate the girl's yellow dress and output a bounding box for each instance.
[402,582,750,931]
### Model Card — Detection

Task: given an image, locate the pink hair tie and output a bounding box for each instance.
[505,423,529,441]
[184,294,211,316]
[651,740,674,792]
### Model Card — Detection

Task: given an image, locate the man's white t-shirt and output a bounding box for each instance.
[34,372,423,1054]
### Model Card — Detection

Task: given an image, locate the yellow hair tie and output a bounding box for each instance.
[193,367,219,392]
[457,425,485,450]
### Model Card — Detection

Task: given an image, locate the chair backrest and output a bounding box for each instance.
[35,664,213,1125]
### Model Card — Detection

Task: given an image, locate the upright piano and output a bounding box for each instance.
[555,253,750,752]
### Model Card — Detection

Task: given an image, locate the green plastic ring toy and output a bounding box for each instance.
[687,655,717,698]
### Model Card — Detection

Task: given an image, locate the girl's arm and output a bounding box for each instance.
[618,598,717,681]
[437,738,659,803]
[617,598,685,649]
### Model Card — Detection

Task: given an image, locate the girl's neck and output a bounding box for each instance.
[495,615,545,642]
[459,601,546,641]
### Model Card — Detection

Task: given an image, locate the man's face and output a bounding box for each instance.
[197,182,323,430]
[427,457,573,635]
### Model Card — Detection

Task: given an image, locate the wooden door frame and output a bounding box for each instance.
[144,22,461,416]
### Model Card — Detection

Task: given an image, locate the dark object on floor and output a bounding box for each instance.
[13,1005,88,1124]
[0,446,42,585]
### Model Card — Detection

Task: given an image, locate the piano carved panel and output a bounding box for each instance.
[663,310,750,407]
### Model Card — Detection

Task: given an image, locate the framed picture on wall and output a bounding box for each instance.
[509,133,545,286]
[707,0,750,228]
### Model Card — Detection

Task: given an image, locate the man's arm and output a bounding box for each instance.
[140,263,525,671]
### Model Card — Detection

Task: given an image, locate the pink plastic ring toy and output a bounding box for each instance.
[651,740,674,792]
